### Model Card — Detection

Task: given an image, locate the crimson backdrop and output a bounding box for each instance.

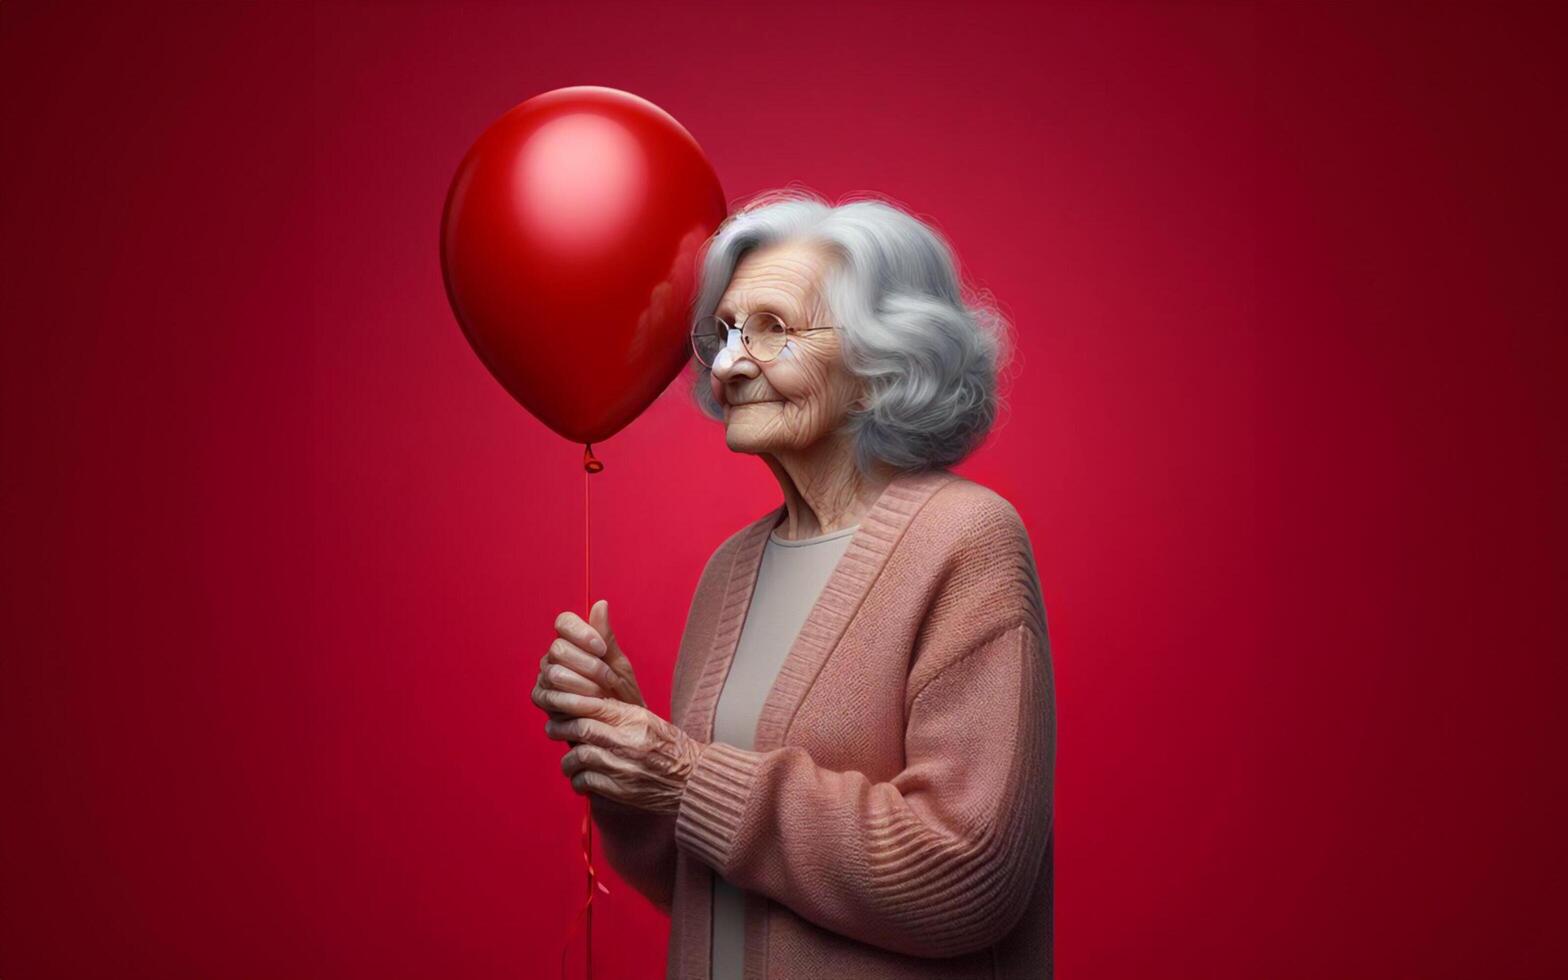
[2,2,1563,978]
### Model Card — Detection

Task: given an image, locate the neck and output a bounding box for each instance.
[763,432,897,540]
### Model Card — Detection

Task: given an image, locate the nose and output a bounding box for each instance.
[710,327,760,381]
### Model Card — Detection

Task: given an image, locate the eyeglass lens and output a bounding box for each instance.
[691,312,788,366]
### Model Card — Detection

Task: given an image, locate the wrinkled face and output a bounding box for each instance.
[709,242,862,457]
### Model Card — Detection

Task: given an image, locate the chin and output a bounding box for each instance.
[723,425,776,456]
[722,404,781,453]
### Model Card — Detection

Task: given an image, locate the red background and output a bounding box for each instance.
[2,2,1563,977]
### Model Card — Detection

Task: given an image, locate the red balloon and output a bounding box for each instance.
[440,86,727,445]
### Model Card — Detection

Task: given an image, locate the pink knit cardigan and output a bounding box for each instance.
[590,468,1056,978]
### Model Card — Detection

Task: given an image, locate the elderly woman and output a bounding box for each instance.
[532,190,1055,979]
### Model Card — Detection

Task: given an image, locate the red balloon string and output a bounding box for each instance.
[561,445,609,979]
[559,809,611,979]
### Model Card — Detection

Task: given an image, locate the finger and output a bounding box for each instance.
[589,600,630,674]
[533,686,607,718]
[588,600,616,651]
[546,710,584,748]
[547,636,604,672]
[544,642,621,695]
[569,769,619,798]
[554,610,607,657]
[561,743,632,780]
[603,653,639,699]
[589,600,641,688]
[543,714,619,747]
[546,638,642,706]
[543,662,605,697]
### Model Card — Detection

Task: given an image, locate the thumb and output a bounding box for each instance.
[590,599,639,687]
[589,599,624,661]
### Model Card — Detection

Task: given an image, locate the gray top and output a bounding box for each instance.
[710,521,858,980]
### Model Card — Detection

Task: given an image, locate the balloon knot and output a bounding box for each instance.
[582,444,604,474]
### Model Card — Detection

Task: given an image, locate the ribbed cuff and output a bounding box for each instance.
[674,741,763,873]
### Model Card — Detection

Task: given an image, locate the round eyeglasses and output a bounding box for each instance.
[690,312,836,368]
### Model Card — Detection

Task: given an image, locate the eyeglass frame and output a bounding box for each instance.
[689,311,838,368]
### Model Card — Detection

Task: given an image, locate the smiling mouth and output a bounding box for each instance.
[727,398,783,407]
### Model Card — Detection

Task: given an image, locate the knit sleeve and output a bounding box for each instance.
[673,620,1055,959]
[589,795,677,914]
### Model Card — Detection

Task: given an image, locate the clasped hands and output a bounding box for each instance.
[532,599,707,815]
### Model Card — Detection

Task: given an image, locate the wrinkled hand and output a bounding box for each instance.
[542,690,708,815]
[531,600,648,750]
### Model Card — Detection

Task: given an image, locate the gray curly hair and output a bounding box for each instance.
[688,188,1013,474]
